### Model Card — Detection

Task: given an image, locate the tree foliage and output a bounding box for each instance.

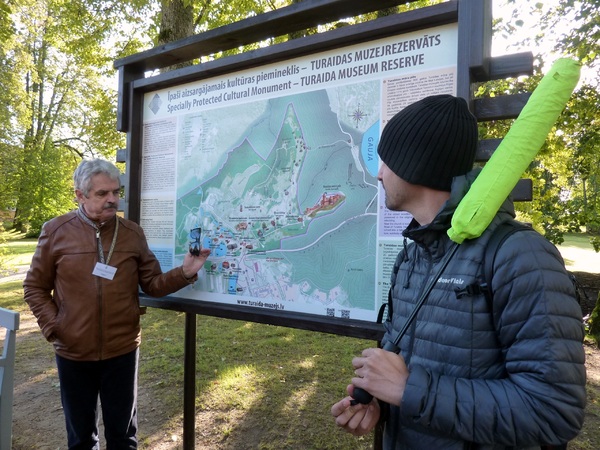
[0,0,152,235]
[491,0,599,248]
[542,0,600,84]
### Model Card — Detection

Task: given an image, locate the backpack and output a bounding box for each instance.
[480,222,574,450]
[481,220,533,304]
[380,221,532,321]
[479,219,583,307]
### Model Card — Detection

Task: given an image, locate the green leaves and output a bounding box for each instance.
[484,0,599,248]
[2,0,131,234]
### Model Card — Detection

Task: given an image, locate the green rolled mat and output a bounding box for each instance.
[448,58,581,244]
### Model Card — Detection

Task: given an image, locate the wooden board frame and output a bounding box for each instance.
[114,0,532,338]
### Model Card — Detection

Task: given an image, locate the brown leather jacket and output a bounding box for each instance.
[24,211,194,361]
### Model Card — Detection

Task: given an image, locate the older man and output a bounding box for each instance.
[24,158,210,449]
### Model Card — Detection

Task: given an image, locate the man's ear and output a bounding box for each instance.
[74,189,85,203]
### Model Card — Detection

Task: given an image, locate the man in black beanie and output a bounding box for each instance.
[332,95,585,449]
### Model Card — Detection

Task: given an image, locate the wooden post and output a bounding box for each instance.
[183,313,197,449]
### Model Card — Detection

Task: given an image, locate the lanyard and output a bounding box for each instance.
[77,206,119,265]
[97,217,119,265]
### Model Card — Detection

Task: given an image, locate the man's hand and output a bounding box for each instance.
[182,248,211,279]
[331,385,381,436]
[351,347,409,406]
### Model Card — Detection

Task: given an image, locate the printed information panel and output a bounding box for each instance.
[141,23,457,322]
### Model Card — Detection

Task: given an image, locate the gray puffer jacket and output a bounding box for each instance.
[381,171,586,450]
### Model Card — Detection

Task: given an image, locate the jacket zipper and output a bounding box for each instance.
[405,251,434,363]
[96,228,103,360]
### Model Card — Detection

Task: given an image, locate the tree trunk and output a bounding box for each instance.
[158,0,195,71]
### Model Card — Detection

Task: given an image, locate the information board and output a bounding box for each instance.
[140,23,458,322]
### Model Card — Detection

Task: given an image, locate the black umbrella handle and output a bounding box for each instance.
[349,341,399,405]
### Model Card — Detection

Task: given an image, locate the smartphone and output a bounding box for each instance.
[189,227,202,256]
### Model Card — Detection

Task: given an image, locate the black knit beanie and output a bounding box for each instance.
[377,94,478,191]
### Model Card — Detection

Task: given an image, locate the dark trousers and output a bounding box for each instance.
[56,348,139,450]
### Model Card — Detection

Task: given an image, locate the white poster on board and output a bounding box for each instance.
[140,23,458,321]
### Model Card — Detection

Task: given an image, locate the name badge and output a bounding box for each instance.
[93,262,117,280]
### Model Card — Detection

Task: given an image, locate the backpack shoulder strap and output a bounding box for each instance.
[483,220,532,302]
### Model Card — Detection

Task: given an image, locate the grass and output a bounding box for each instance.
[559,233,597,249]
[138,308,375,449]
[0,229,37,275]
[2,230,599,448]
[0,279,29,312]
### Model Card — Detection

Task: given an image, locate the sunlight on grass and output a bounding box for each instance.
[298,356,316,370]
[210,364,260,409]
[283,381,317,414]
[558,234,600,273]
[0,281,28,312]
[560,233,595,249]
[0,231,37,273]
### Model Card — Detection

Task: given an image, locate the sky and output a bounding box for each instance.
[492,0,558,57]
[491,0,592,83]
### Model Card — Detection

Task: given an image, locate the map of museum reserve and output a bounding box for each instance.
[174,86,380,320]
